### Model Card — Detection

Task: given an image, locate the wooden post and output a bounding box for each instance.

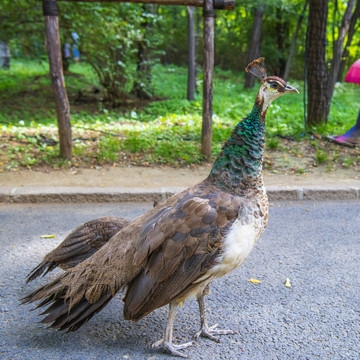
[201,0,214,158]
[43,0,72,159]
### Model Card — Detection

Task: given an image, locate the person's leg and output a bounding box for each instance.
[334,109,360,145]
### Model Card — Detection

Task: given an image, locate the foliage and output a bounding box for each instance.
[1,60,359,172]
[1,0,360,91]
[59,3,162,106]
[0,0,44,58]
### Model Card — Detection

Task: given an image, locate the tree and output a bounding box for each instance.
[132,4,157,100]
[283,0,308,80]
[0,0,44,59]
[244,3,264,89]
[327,0,356,111]
[338,0,360,81]
[60,2,160,107]
[307,0,358,127]
[44,5,72,160]
[274,5,290,76]
[187,6,196,100]
[306,0,329,127]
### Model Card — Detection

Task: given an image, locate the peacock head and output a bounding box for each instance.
[246,57,299,114]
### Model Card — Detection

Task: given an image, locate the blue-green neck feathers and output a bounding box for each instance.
[208,101,266,194]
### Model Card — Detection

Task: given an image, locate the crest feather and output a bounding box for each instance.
[245,57,267,81]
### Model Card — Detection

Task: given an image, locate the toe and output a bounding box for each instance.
[152,340,193,358]
[194,324,237,342]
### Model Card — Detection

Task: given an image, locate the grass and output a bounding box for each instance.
[316,149,329,164]
[0,58,359,171]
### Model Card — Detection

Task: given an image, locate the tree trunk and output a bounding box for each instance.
[337,0,360,81]
[275,7,289,76]
[187,6,196,101]
[195,6,201,94]
[132,5,153,100]
[283,0,308,80]
[307,0,329,127]
[43,0,72,159]
[201,0,214,158]
[327,0,355,110]
[244,4,264,89]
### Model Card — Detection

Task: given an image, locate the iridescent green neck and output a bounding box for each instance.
[207,101,266,194]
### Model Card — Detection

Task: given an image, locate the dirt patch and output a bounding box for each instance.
[0,163,359,189]
[1,129,359,189]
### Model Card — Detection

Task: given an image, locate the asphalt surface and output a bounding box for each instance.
[0,201,359,359]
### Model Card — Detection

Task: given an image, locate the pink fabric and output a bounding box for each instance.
[345,59,360,84]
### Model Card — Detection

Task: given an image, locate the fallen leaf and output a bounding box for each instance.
[248,279,261,284]
[285,278,291,288]
[40,234,55,238]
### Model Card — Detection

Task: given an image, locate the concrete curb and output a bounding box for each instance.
[0,186,359,203]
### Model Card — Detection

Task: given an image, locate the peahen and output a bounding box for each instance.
[22,58,298,358]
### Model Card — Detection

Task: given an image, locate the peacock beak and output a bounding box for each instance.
[285,84,299,94]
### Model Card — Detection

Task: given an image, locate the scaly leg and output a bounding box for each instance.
[194,285,237,342]
[152,301,193,358]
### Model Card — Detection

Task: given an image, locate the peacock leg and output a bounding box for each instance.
[152,301,193,358]
[194,285,237,342]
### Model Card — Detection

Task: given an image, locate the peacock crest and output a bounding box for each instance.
[245,57,267,81]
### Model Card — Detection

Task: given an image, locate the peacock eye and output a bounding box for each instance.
[270,82,278,90]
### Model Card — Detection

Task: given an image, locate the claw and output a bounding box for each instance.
[194,323,237,343]
[152,339,193,358]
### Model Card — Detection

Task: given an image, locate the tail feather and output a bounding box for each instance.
[26,262,56,283]
[52,294,112,332]
[40,298,69,320]
[21,276,66,306]
[22,273,114,333]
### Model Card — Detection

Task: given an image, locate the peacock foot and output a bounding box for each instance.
[193,323,237,343]
[152,338,193,358]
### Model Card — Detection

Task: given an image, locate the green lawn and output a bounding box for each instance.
[0,59,359,170]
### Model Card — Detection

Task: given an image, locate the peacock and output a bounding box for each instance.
[22,58,298,358]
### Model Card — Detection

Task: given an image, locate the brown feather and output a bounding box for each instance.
[26,216,128,282]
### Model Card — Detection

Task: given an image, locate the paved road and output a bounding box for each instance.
[1,201,359,360]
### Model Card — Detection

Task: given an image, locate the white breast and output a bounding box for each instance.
[208,216,264,279]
